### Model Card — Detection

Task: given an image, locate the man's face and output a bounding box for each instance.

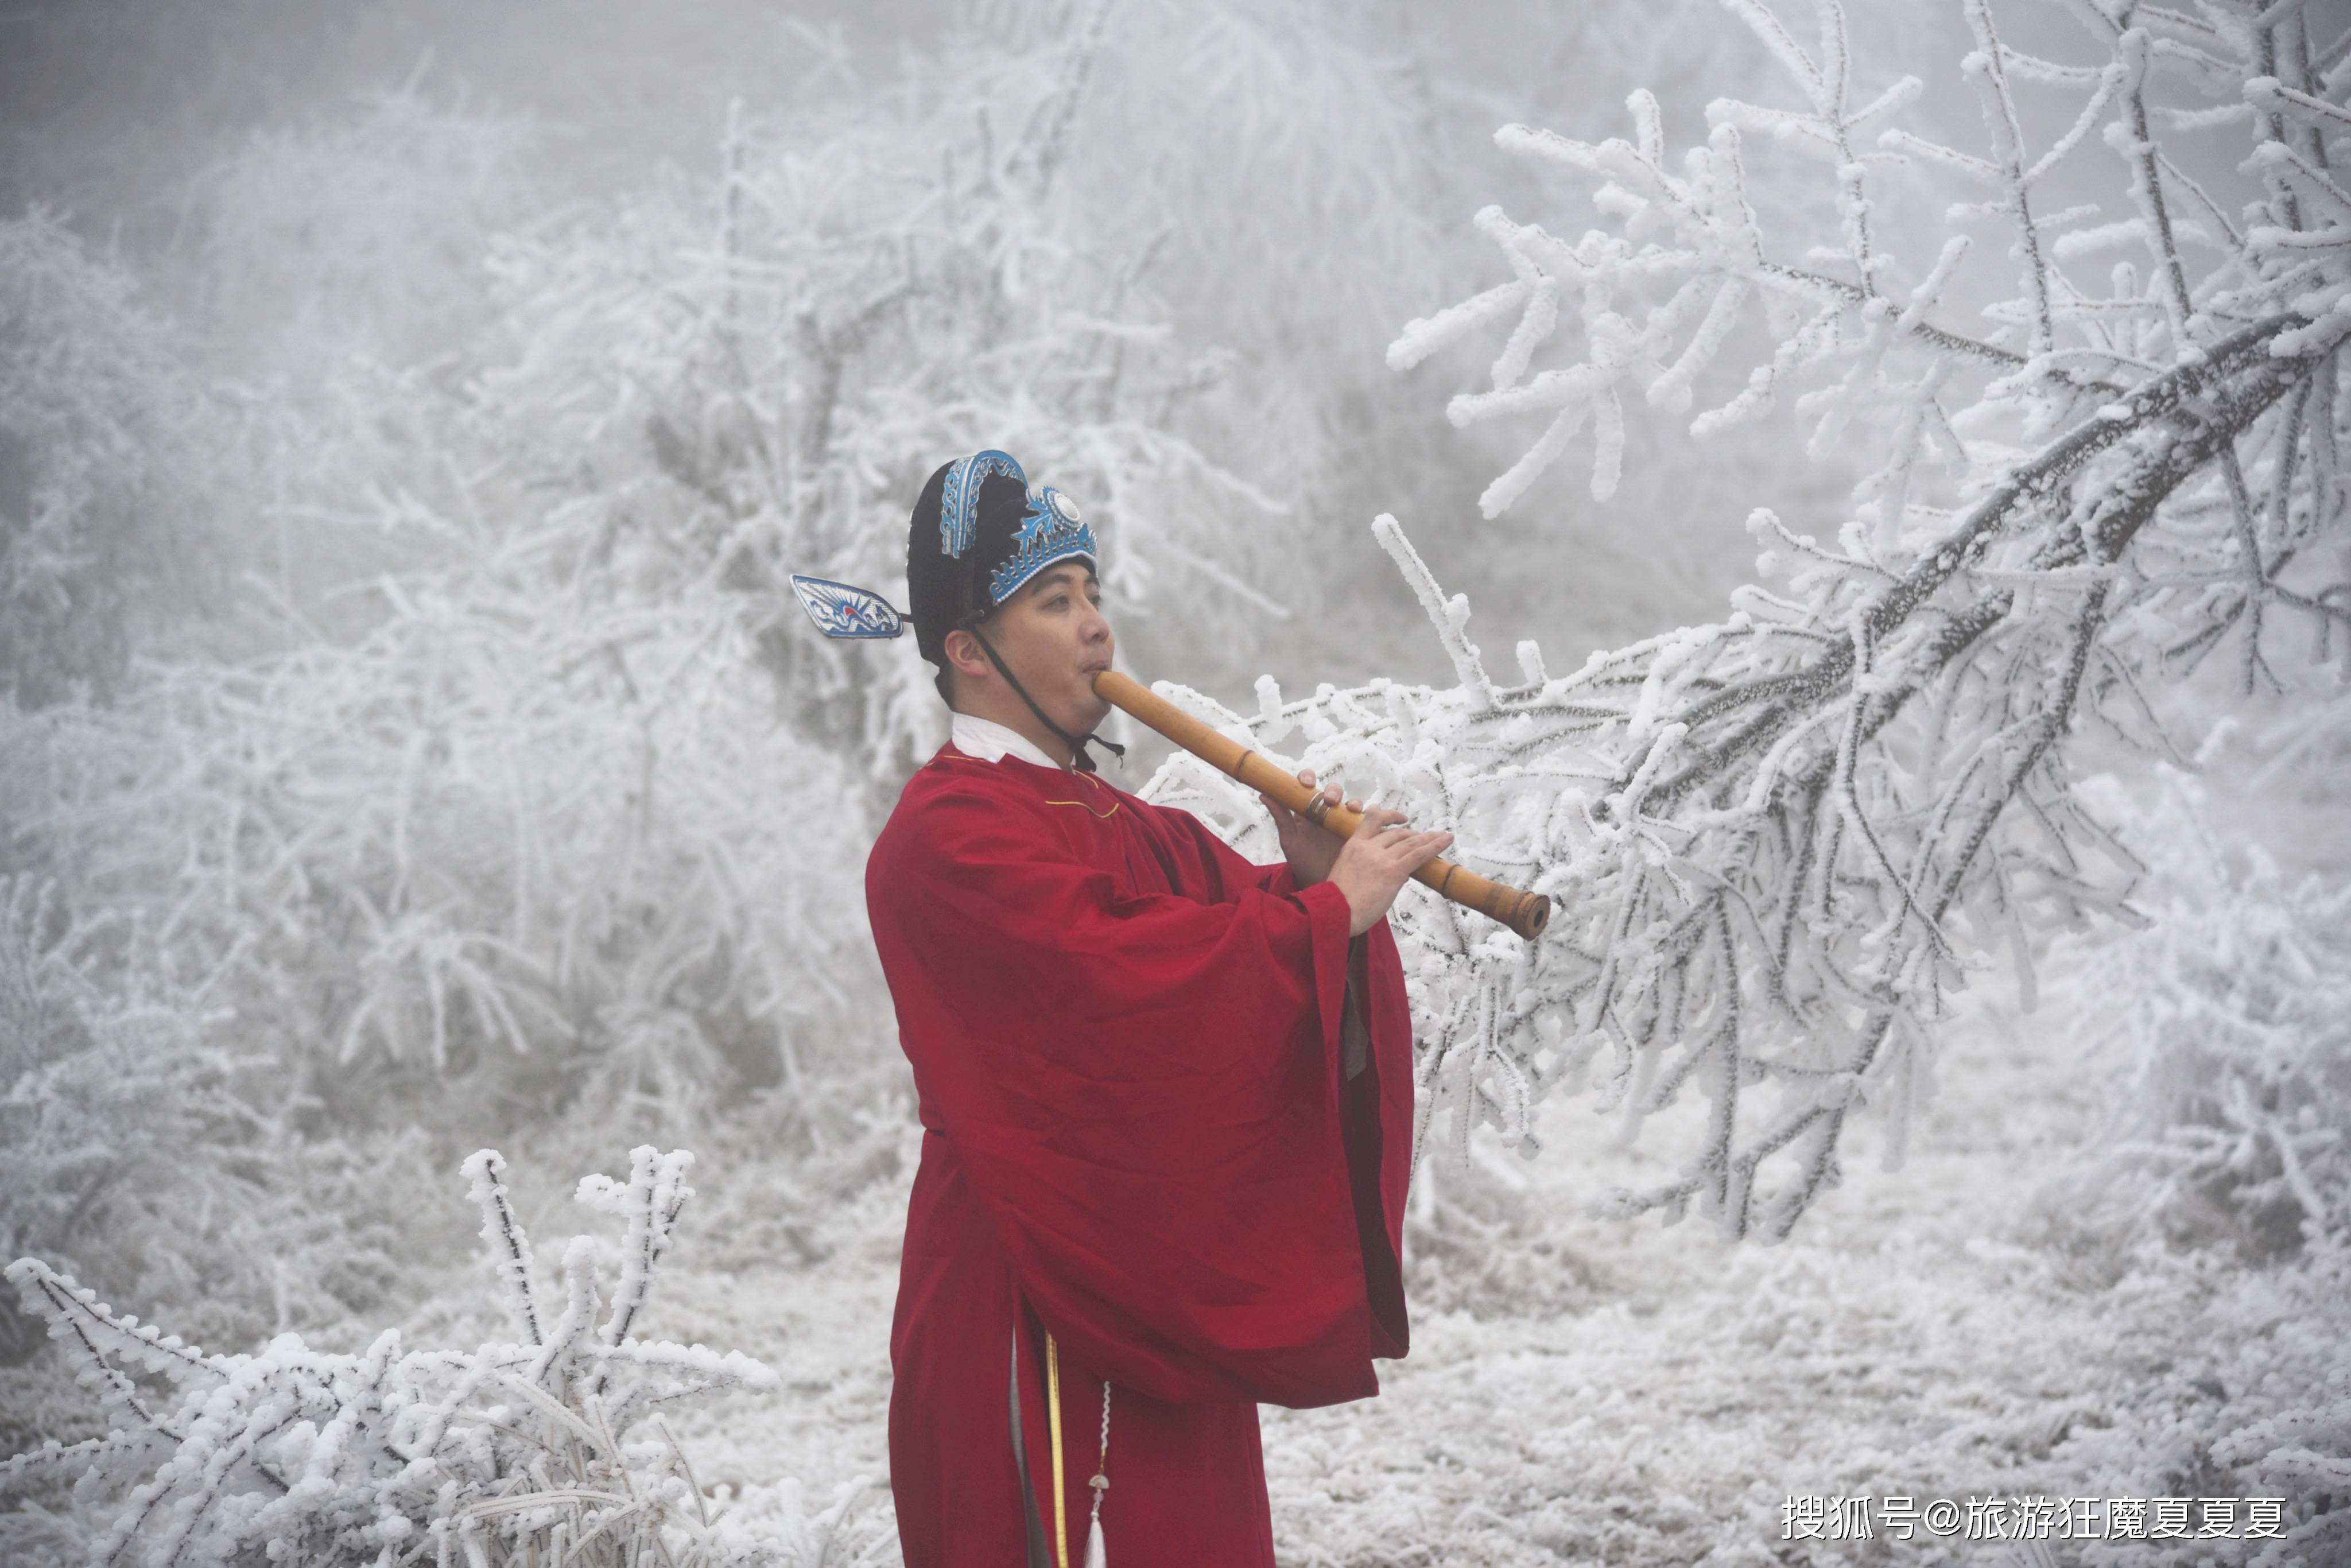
[980,562,1115,733]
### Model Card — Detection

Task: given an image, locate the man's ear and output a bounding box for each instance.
[942,627,992,684]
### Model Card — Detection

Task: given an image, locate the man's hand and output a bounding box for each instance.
[1325,806,1453,937]
[1260,768,1361,888]
[1262,769,1453,934]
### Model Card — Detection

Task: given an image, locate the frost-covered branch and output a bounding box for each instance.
[1154,0,2351,1239]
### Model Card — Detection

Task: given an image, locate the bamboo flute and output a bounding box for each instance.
[1092,670,1551,941]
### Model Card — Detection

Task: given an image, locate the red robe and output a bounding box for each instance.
[866,743,1414,1568]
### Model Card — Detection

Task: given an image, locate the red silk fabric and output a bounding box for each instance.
[866,744,1414,1567]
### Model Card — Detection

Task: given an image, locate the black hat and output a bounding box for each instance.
[903,449,1119,770]
[906,450,1097,666]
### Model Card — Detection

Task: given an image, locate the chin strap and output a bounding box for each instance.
[965,621,1126,773]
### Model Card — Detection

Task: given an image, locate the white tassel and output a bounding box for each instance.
[1084,1379,1112,1568]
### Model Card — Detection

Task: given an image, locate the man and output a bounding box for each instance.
[865,451,1444,1568]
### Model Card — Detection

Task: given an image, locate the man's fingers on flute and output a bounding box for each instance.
[1388,830,1453,865]
[1289,768,1344,810]
[1369,835,1448,872]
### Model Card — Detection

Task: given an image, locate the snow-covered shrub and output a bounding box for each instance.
[0,453,882,1125]
[0,876,447,1384]
[1151,0,2351,1238]
[0,1147,871,1568]
[2086,765,2350,1263]
[2022,725,2351,1566]
[0,214,213,707]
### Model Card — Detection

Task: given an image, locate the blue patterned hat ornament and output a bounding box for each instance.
[787,575,906,640]
[936,449,1099,612]
[938,449,1027,560]
[988,485,1095,606]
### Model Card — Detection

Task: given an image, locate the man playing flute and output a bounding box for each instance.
[864,450,1448,1568]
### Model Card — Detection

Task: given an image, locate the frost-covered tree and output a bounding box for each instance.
[1149,0,2350,1238]
[0,1147,872,1568]
[471,5,1318,798]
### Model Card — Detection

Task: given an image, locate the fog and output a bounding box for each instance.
[4,2,2348,1564]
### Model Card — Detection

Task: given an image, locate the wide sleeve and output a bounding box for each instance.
[1154,803,1412,1356]
[867,783,1411,1408]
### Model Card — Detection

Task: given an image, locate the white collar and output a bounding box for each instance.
[949,711,1066,771]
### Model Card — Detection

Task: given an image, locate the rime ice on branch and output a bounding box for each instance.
[2,1148,864,1568]
[1151,0,2351,1239]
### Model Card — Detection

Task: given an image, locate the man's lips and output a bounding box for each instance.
[1080,661,1111,676]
